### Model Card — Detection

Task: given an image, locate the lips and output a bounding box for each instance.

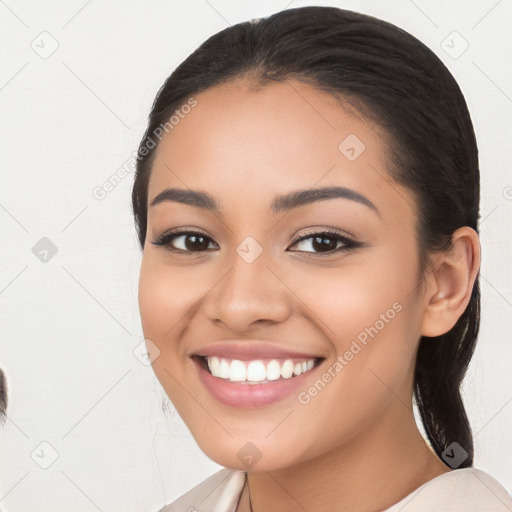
[189,341,326,407]
[191,341,324,361]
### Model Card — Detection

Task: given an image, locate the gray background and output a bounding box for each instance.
[1,0,511,510]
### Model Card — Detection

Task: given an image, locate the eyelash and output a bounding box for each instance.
[151,227,362,257]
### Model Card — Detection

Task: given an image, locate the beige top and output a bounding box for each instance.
[159,467,512,512]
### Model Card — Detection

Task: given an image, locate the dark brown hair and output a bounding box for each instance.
[132,6,480,467]
[0,368,7,426]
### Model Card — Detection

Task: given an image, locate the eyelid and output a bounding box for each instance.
[151,227,218,252]
[157,226,210,238]
[291,226,355,243]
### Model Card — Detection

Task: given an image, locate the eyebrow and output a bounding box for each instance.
[150,186,380,216]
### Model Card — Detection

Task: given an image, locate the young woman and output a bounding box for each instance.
[132,6,512,511]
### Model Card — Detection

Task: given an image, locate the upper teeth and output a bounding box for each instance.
[205,357,316,383]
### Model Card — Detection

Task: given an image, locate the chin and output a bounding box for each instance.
[195,434,308,473]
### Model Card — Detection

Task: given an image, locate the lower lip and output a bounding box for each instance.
[193,357,321,408]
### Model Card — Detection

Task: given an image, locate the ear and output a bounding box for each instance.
[421,227,481,337]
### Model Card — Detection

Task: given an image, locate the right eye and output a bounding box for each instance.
[151,230,218,254]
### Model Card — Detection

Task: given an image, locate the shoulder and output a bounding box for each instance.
[157,468,246,512]
[385,467,512,512]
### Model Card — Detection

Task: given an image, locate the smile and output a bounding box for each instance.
[192,353,325,408]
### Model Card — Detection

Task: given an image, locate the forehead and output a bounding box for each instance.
[147,78,412,222]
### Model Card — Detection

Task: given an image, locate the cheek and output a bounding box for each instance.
[289,257,415,348]
[296,269,417,394]
[138,255,198,341]
[138,256,195,406]
[138,259,168,340]
[286,248,421,400]
[138,257,189,375]
[284,277,419,463]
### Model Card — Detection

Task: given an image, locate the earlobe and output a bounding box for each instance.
[420,227,481,338]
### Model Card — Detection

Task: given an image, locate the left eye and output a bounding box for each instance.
[289,232,356,254]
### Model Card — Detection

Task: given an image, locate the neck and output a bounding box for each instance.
[245,402,450,512]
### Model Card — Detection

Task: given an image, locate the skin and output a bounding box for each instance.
[138,78,480,512]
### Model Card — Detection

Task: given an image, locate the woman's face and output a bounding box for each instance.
[138,78,431,471]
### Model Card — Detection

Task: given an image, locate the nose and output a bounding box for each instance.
[204,246,291,332]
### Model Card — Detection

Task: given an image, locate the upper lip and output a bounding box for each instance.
[191,341,325,361]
